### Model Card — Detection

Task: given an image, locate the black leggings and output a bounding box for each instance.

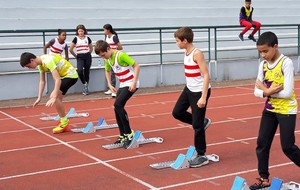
[114,87,138,135]
[172,86,211,155]
[256,110,300,179]
[76,52,92,84]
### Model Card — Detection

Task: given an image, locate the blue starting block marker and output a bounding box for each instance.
[81,122,94,133]
[102,130,163,150]
[150,146,219,170]
[71,117,118,133]
[170,153,190,170]
[231,176,249,190]
[269,177,283,190]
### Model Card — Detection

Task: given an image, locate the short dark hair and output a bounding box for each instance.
[174,27,194,43]
[245,0,251,2]
[20,52,36,67]
[256,31,278,47]
[94,40,110,54]
[57,29,66,36]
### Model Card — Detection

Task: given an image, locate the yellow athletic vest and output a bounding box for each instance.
[263,57,297,114]
[244,6,252,18]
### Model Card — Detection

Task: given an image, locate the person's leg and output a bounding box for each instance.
[53,78,78,134]
[250,20,261,36]
[114,87,137,134]
[83,53,92,84]
[55,93,65,118]
[172,86,211,131]
[256,110,278,179]
[172,86,192,124]
[114,87,137,147]
[249,110,276,189]
[82,53,92,95]
[278,114,300,166]
[110,70,117,97]
[76,55,85,84]
[187,89,211,168]
[190,88,211,156]
[111,69,116,88]
[240,20,253,35]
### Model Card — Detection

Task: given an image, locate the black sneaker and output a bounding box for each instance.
[189,155,209,168]
[122,137,132,149]
[249,178,270,190]
[238,33,244,41]
[114,135,124,144]
[248,35,257,42]
[204,118,212,130]
[123,130,134,149]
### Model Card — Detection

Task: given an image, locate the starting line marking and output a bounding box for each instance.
[71,118,118,133]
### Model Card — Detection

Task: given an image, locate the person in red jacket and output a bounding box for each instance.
[238,0,261,42]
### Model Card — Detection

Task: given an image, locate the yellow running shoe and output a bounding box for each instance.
[53,119,70,134]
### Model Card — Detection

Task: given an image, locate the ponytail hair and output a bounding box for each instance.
[103,24,118,36]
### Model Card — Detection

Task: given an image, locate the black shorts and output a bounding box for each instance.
[60,78,78,95]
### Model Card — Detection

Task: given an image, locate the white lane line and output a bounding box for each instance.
[0,92,262,121]
[0,110,158,189]
[0,162,98,180]
[157,162,293,189]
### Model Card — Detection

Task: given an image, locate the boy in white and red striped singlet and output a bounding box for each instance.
[94,40,140,149]
[173,27,212,168]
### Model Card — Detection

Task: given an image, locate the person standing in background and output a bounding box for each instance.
[103,24,123,98]
[43,29,69,61]
[70,24,93,95]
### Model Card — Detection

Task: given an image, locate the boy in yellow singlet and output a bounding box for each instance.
[20,53,78,134]
[250,31,300,189]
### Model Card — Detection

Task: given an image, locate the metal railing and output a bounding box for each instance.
[0,24,299,75]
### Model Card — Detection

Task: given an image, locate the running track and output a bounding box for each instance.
[0,82,300,190]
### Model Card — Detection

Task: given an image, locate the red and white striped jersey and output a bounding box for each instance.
[75,36,90,54]
[108,51,139,88]
[184,48,210,92]
[105,34,118,49]
[49,38,67,55]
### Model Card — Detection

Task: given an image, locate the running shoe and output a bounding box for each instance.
[104,89,112,95]
[53,119,70,134]
[123,130,134,149]
[248,35,257,42]
[189,155,209,168]
[249,178,270,190]
[238,33,244,41]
